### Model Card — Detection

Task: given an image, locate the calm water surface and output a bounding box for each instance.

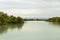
[0,21,60,40]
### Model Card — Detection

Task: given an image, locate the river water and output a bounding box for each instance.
[0,21,60,40]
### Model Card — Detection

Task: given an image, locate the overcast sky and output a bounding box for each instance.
[0,0,60,18]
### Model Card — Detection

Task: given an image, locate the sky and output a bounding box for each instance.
[0,0,60,18]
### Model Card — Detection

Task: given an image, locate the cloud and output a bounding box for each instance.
[0,0,60,9]
[6,9,43,14]
[0,0,22,2]
[0,0,60,18]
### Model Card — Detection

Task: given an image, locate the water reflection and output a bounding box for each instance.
[0,23,24,34]
[48,22,60,26]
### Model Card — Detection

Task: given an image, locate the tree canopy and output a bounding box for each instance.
[47,17,60,22]
[0,12,24,24]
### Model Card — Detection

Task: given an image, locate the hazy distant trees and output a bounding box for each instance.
[24,18,47,21]
[0,12,24,24]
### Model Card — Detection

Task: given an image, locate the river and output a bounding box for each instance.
[0,21,60,40]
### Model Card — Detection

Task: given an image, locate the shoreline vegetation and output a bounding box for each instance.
[0,12,60,25]
[47,17,60,22]
[24,17,60,22]
[24,18,47,21]
[0,12,24,25]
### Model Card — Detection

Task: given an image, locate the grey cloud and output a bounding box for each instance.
[0,0,60,18]
[0,1,60,9]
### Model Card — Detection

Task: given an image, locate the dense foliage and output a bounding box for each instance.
[47,17,60,22]
[0,12,24,24]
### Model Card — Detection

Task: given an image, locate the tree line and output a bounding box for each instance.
[0,12,24,24]
[47,17,60,22]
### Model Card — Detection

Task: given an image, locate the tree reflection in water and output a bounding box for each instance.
[52,22,60,26]
[48,22,60,27]
[0,23,24,34]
